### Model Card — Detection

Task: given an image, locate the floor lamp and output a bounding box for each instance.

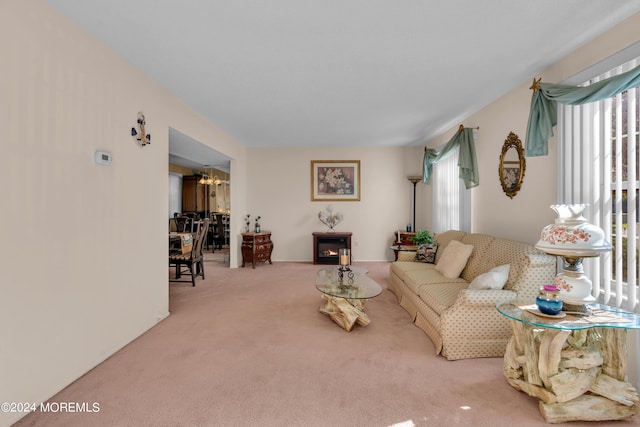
[407,176,422,232]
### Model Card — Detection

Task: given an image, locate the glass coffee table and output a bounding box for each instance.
[315,266,382,331]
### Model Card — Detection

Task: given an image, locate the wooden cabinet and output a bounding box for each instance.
[182,176,209,216]
[241,232,273,268]
[394,231,415,245]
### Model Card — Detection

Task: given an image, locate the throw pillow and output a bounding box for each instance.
[468,264,510,290]
[434,240,474,279]
[416,243,438,263]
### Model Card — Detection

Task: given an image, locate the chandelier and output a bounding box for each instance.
[198,168,222,186]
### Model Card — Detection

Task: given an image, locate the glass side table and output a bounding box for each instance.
[496,302,640,423]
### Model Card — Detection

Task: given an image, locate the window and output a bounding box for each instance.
[169,172,183,219]
[559,56,640,312]
[432,147,471,233]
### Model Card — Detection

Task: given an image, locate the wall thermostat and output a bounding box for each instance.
[94,150,112,166]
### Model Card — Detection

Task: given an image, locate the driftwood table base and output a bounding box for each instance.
[318,295,370,332]
[503,321,639,423]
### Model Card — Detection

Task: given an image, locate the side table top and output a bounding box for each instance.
[497,302,640,331]
[390,245,419,251]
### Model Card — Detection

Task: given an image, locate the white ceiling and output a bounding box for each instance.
[46,1,640,164]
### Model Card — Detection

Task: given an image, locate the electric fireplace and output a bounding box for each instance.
[312,232,352,264]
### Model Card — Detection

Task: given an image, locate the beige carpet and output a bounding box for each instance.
[14,261,636,426]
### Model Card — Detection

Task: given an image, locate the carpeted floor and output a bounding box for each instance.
[14,261,637,426]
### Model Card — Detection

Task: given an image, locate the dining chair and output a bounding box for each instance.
[205,214,216,251]
[175,216,193,233]
[183,211,198,221]
[212,214,225,249]
[169,218,209,286]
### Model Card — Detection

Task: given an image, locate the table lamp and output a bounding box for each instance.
[534,204,611,310]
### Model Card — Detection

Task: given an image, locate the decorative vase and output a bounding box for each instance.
[535,204,611,305]
[536,284,563,315]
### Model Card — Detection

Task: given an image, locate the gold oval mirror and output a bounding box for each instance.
[498,131,526,199]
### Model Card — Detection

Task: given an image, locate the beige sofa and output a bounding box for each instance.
[388,230,556,360]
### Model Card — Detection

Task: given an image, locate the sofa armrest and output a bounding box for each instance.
[451,289,517,309]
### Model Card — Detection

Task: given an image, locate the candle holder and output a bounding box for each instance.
[338,249,354,287]
[339,248,350,267]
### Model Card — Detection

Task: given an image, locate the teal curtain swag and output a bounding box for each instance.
[422,127,479,189]
[525,63,640,157]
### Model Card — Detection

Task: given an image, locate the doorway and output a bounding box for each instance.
[168,127,232,266]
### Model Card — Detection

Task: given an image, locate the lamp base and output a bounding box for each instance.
[555,256,596,304]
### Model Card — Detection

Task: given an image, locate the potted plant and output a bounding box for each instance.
[412,230,434,246]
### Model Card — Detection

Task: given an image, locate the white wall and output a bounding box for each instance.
[0,2,247,426]
[247,147,412,261]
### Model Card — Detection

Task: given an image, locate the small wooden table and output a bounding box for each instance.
[241,231,273,268]
[496,302,640,423]
[315,266,382,331]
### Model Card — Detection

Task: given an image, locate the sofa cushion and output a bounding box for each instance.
[401,268,464,294]
[468,264,510,290]
[416,243,438,263]
[417,282,469,315]
[433,230,466,264]
[435,240,474,279]
[389,261,433,284]
[460,233,495,281]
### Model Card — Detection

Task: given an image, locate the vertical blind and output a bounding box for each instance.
[559,56,640,312]
[432,148,472,234]
[432,149,460,233]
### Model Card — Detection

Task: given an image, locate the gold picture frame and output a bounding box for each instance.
[311,160,360,201]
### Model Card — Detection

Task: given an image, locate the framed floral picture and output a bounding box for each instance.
[311,160,360,201]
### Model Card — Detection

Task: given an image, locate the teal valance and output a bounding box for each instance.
[423,127,478,189]
[525,63,640,157]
